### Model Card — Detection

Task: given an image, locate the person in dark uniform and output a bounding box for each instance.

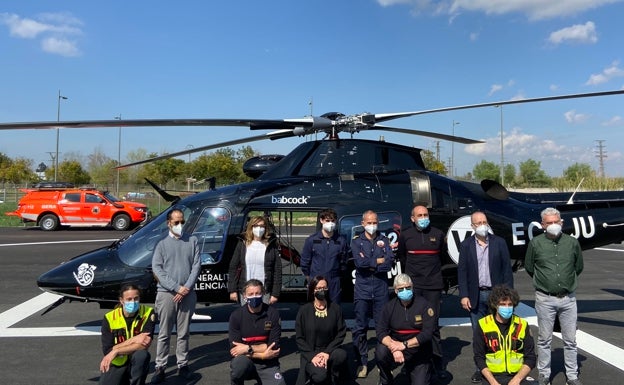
[351,210,394,378]
[473,285,536,385]
[375,273,435,385]
[99,284,156,385]
[295,275,348,385]
[229,279,285,385]
[396,204,447,377]
[301,208,348,304]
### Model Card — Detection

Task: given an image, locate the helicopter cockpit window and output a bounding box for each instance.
[116,205,193,268]
[191,207,231,265]
[339,211,402,250]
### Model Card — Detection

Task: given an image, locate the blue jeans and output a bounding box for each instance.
[534,290,579,381]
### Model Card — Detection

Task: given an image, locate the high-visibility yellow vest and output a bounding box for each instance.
[478,314,527,374]
[104,305,153,366]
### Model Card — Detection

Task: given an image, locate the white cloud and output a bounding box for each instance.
[585,61,624,85]
[0,12,83,56]
[488,84,503,96]
[376,0,620,21]
[548,21,597,45]
[564,110,589,123]
[602,116,622,126]
[465,127,567,159]
[469,32,479,41]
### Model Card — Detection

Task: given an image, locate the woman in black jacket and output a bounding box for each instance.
[228,215,282,304]
[295,276,348,385]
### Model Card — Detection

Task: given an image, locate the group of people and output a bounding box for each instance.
[97,206,584,385]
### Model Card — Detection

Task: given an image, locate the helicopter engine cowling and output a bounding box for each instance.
[243,154,285,179]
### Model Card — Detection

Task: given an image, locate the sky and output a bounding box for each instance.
[1,0,624,179]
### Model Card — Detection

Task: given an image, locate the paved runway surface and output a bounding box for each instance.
[1,227,623,385]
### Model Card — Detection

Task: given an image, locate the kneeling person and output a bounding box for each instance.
[229,279,285,385]
[473,285,536,385]
[375,273,435,385]
[99,284,155,385]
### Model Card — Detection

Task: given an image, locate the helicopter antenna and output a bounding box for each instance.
[566,177,585,205]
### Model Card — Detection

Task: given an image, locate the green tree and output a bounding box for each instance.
[503,164,516,187]
[87,147,115,188]
[142,156,185,187]
[562,163,595,184]
[421,149,448,175]
[518,159,551,187]
[58,160,91,185]
[473,160,500,182]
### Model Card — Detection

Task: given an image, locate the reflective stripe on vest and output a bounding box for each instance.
[104,305,153,367]
[478,314,527,374]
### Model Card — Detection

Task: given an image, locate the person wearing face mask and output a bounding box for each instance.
[295,276,348,385]
[151,209,201,384]
[375,273,435,385]
[350,210,394,378]
[229,279,285,385]
[458,211,514,383]
[396,204,447,378]
[301,209,348,304]
[473,285,536,385]
[99,284,156,385]
[525,207,583,385]
[228,215,282,305]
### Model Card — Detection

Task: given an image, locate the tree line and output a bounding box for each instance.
[1,147,622,192]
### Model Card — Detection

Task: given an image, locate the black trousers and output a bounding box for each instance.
[98,350,150,385]
[375,343,432,385]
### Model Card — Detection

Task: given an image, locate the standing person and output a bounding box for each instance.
[375,273,435,385]
[150,209,201,384]
[228,215,282,305]
[458,210,514,383]
[525,207,583,385]
[295,276,348,385]
[301,208,348,304]
[99,284,156,385]
[396,204,447,377]
[473,285,536,385]
[351,210,394,378]
[229,279,285,385]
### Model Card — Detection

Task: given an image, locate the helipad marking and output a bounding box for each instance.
[1,293,623,373]
[0,239,118,247]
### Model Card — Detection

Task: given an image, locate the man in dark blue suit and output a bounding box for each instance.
[458,211,514,383]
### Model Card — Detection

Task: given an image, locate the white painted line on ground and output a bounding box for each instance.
[595,247,624,252]
[0,239,118,247]
[0,292,62,329]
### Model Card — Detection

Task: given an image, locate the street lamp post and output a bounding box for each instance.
[114,115,122,196]
[451,120,460,177]
[496,105,504,186]
[55,90,68,181]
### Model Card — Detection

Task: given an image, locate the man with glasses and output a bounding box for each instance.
[151,209,201,384]
[301,208,348,304]
[525,207,583,385]
[375,273,435,385]
[458,211,514,383]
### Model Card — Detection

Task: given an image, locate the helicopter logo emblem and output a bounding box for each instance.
[73,263,97,286]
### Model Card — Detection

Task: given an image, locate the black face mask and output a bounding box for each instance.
[314,289,328,301]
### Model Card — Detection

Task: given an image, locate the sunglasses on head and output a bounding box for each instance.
[171,220,185,226]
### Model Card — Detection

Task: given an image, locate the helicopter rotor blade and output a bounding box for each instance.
[373,89,624,123]
[371,125,484,144]
[116,130,293,168]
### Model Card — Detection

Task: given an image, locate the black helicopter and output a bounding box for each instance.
[3,89,624,309]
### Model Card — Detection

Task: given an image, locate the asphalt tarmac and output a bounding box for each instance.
[0,227,623,385]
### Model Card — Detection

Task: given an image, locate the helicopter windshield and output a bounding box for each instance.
[116,203,231,267]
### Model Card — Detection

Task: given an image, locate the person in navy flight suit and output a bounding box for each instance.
[301,208,348,304]
[458,210,514,383]
[350,209,394,378]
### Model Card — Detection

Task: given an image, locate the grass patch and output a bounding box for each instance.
[0,202,24,227]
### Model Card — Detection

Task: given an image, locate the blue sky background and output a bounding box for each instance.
[1,1,624,178]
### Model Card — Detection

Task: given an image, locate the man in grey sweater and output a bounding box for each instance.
[150,209,201,384]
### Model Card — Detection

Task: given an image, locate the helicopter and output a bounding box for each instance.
[3,89,624,310]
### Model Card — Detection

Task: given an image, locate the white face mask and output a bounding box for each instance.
[322,222,336,233]
[171,223,183,236]
[546,223,562,236]
[252,226,265,238]
[475,224,490,238]
[364,225,377,235]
